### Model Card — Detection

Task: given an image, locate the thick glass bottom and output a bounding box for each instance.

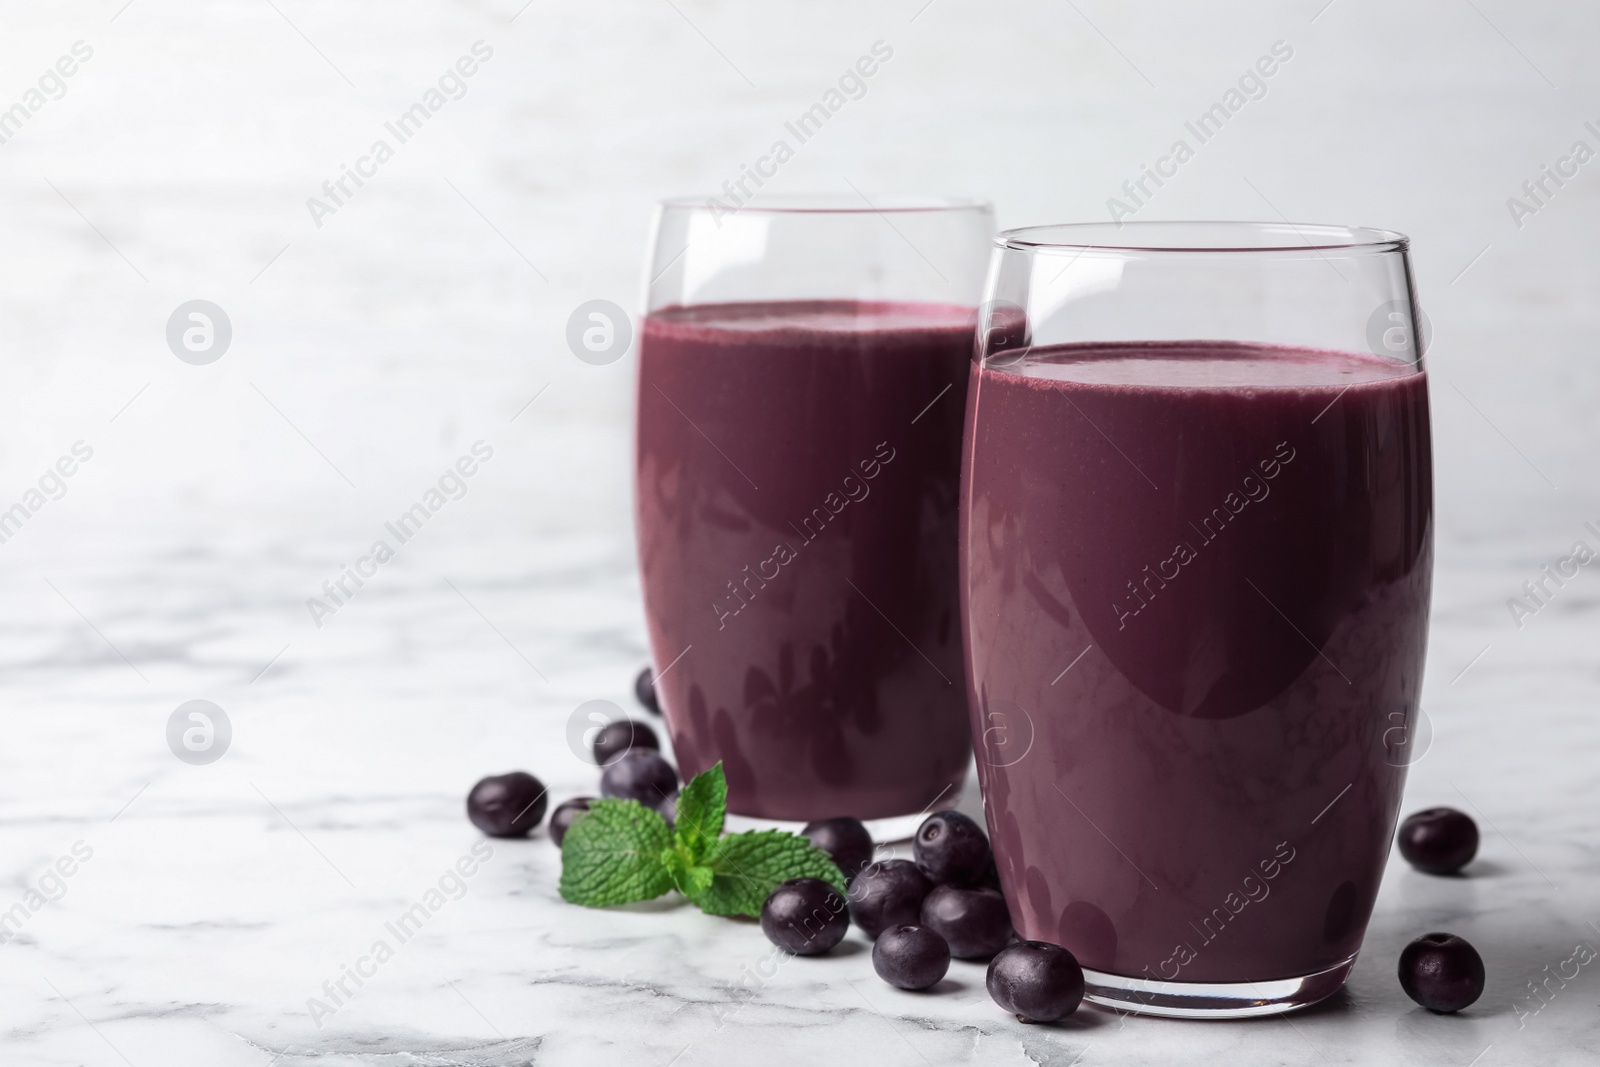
[1081,954,1356,1019]
[723,810,927,844]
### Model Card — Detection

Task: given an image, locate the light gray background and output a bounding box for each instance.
[0,1,1596,1064]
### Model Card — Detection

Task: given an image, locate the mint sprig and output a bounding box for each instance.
[559,762,844,917]
[556,798,674,907]
[695,829,847,916]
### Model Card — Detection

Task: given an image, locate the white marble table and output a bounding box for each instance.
[5,494,1599,1067]
[3,0,1599,1063]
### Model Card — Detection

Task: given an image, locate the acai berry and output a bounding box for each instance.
[921,884,1012,959]
[761,877,849,955]
[600,750,679,805]
[802,816,874,882]
[1397,808,1479,875]
[548,796,593,848]
[591,718,659,767]
[634,666,660,714]
[987,941,1085,1023]
[873,924,951,990]
[850,860,932,940]
[466,772,547,838]
[914,810,993,887]
[1399,932,1485,1013]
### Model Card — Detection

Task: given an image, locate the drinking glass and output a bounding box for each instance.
[637,195,994,834]
[962,221,1432,1016]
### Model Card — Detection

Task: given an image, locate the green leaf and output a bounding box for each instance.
[673,762,727,863]
[689,830,846,917]
[662,844,715,898]
[558,799,674,908]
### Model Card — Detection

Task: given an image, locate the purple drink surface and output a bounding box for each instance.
[961,340,1432,983]
[637,301,974,821]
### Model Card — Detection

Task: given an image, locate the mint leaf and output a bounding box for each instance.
[558,798,673,907]
[689,830,845,917]
[662,844,715,898]
[554,764,844,920]
[673,762,727,863]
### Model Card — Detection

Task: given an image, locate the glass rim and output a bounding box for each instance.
[997,220,1409,255]
[657,193,992,215]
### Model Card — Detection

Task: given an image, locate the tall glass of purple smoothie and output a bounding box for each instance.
[637,197,993,834]
[962,222,1432,1017]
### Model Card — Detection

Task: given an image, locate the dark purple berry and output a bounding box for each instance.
[850,860,932,940]
[921,884,1012,959]
[1399,933,1484,1012]
[548,797,593,848]
[635,667,660,714]
[600,750,678,805]
[1398,808,1478,875]
[466,772,547,838]
[761,877,849,955]
[987,941,1085,1023]
[654,792,678,828]
[914,810,992,886]
[802,817,874,882]
[873,924,951,990]
[591,718,660,767]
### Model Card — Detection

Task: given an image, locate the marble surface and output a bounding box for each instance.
[3,0,1600,1063]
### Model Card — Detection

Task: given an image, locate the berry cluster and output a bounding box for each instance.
[761,807,1084,1023]
[462,664,1490,1023]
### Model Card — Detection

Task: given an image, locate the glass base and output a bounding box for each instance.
[723,810,927,844]
[1081,954,1356,1019]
